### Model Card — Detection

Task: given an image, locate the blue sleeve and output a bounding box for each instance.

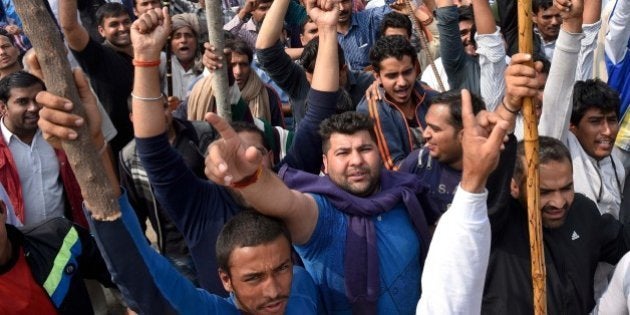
[285,0,307,26]
[436,6,473,88]
[135,134,238,252]
[280,89,339,174]
[257,41,310,101]
[87,193,239,315]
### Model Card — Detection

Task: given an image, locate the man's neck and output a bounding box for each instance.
[1,118,37,146]
[0,65,21,80]
[0,232,12,267]
[337,22,350,35]
[178,58,194,72]
[103,40,133,57]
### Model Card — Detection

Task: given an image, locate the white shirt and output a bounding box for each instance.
[167,56,197,101]
[1,119,65,225]
[417,186,490,314]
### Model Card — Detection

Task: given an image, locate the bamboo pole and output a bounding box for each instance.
[404,0,446,92]
[205,0,232,121]
[517,0,546,313]
[14,0,120,219]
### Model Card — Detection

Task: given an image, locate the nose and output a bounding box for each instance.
[551,16,561,26]
[547,191,566,209]
[601,120,612,136]
[348,150,366,166]
[233,65,242,77]
[27,101,40,112]
[261,276,281,299]
[422,127,432,140]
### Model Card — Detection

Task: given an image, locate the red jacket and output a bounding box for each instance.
[0,131,87,228]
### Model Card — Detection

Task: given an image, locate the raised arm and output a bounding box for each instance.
[606,0,630,64]
[473,0,506,110]
[538,0,584,142]
[575,0,602,80]
[130,8,171,138]
[256,0,291,49]
[204,0,341,245]
[59,0,90,51]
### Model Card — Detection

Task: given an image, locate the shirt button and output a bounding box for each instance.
[377,215,382,221]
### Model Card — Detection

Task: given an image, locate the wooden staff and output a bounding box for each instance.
[164,0,173,98]
[517,0,546,312]
[404,0,446,92]
[14,0,120,218]
[205,0,231,121]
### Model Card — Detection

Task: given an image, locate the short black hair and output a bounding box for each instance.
[231,121,271,151]
[300,16,315,35]
[514,136,572,182]
[533,0,554,14]
[369,35,417,73]
[570,79,619,126]
[96,3,129,27]
[458,5,474,22]
[380,12,412,38]
[226,38,253,66]
[216,211,291,274]
[0,29,15,46]
[534,54,551,75]
[0,71,45,103]
[429,90,486,130]
[319,111,376,152]
[299,37,345,73]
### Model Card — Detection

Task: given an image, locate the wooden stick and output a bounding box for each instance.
[14,0,120,219]
[517,0,546,313]
[164,0,173,98]
[205,0,232,121]
[404,0,446,92]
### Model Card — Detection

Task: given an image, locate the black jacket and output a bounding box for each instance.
[483,193,630,314]
[2,218,114,314]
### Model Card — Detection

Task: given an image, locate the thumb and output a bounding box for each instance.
[486,119,509,151]
[162,7,172,32]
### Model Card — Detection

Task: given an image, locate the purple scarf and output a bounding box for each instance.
[279,165,432,315]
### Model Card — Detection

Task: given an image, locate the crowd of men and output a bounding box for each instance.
[1,0,630,313]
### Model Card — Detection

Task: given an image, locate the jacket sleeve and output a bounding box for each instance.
[279,89,338,174]
[436,6,473,90]
[257,41,309,101]
[605,0,630,65]
[86,193,239,315]
[74,224,115,288]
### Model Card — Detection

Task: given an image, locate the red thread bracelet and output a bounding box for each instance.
[133,59,161,67]
[230,164,263,189]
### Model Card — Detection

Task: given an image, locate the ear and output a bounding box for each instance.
[322,153,329,174]
[457,129,464,141]
[373,71,381,84]
[569,123,577,133]
[531,14,538,24]
[219,269,233,292]
[510,178,520,199]
[98,25,106,38]
[0,101,7,115]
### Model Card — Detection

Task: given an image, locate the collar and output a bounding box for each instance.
[534,28,557,45]
[244,18,259,32]
[1,118,14,146]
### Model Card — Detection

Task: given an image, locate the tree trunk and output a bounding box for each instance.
[14,0,120,219]
[205,0,232,121]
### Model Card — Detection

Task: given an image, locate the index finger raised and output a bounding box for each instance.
[461,89,476,129]
[205,112,239,141]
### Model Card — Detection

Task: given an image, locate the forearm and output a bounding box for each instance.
[285,47,304,60]
[582,0,601,24]
[256,0,291,49]
[311,26,338,92]
[59,0,88,50]
[237,167,317,244]
[418,186,490,314]
[132,52,167,138]
[472,0,497,34]
[539,29,584,141]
